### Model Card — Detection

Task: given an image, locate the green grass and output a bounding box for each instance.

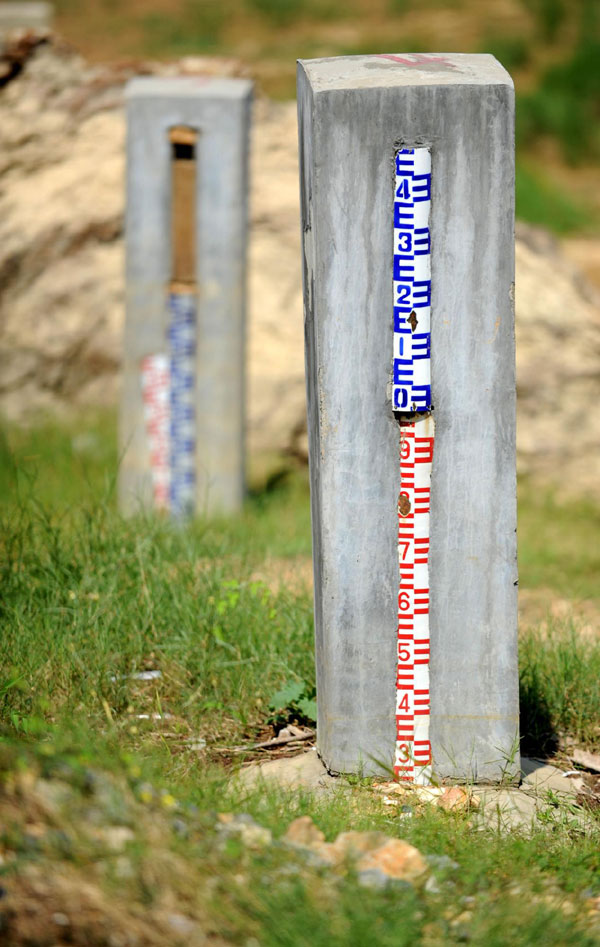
[517,481,600,602]
[516,160,594,234]
[1,413,599,757]
[1,412,600,943]
[520,625,600,754]
[0,411,119,510]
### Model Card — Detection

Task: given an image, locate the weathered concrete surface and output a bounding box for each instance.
[121,76,252,516]
[238,752,587,833]
[236,748,341,794]
[298,54,518,781]
[0,3,52,33]
[473,757,585,831]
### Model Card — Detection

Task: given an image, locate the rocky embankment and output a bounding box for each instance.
[1,34,599,498]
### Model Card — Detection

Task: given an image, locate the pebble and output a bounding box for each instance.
[327,830,390,863]
[358,868,413,891]
[283,815,326,849]
[167,913,195,934]
[437,787,478,812]
[217,813,272,849]
[424,875,443,895]
[100,826,135,852]
[172,817,189,838]
[426,854,459,872]
[356,838,429,883]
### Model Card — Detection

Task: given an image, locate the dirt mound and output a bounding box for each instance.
[1,34,599,499]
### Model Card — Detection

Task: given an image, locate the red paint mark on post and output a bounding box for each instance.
[377,53,457,68]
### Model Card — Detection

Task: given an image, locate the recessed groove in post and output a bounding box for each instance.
[169,125,197,289]
[392,146,434,783]
[167,125,198,518]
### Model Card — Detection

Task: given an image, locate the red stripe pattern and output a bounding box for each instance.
[141,354,170,509]
[394,416,434,783]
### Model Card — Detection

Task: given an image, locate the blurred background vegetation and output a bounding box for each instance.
[52,0,600,235]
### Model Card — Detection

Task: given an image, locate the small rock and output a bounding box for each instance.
[413,786,445,803]
[437,787,478,812]
[172,817,188,838]
[357,838,428,883]
[113,856,134,880]
[450,910,473,943]
[101,826,135,852]
[283,815,325,849]
[187,740,207,752]
[328,830,389,863]
[32,778,73,815]
[52,912,70,926]
[425,875,442,894]
[167,913,195,934]
[426,854,459,872]
[218,813,272,849]
[357,867,392,890]
[358,867,413,891]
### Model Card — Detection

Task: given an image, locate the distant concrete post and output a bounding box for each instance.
[120,77,252,518]
[298,54,519,782]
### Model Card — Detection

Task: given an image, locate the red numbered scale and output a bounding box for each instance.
[395,415,434,783]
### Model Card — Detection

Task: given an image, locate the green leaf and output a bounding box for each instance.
[268,680,305,711]
[297,697,317,722]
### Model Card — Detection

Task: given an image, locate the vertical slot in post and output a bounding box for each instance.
[170,126,197,288]
[169,125,198,286]
[393,146,433,784]
[168,125,198,517]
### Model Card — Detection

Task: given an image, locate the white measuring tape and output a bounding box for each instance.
[393,147,433,784]
[168,291,196,517]
[140,291,196,517]
[141,353,170,510]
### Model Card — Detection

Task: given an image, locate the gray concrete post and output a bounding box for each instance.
[298,54,519,782]
[120,77,252,518]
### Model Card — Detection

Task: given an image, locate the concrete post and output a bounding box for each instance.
[120,77,252,518]
[298,54,518,782]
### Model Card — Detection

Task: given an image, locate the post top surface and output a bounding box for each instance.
[126,76,253,101]
[298,53,512,91]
